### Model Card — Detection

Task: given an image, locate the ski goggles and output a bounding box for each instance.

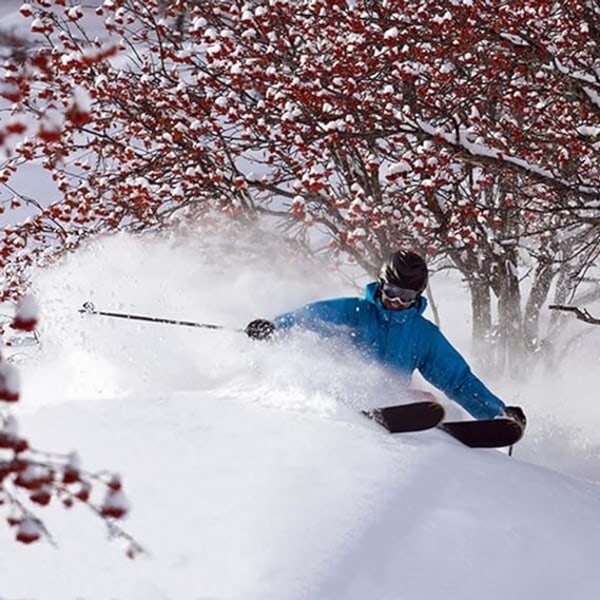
[381,283,420,305]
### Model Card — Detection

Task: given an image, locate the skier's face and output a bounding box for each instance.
[380,282,418,310]
[381,282,419,304]
[381,290,414,311]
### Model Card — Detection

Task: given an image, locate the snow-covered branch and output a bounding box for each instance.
[549,305,600,326]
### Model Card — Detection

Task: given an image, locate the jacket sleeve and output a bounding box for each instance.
[416,321,505,420]
[273,297,361,335]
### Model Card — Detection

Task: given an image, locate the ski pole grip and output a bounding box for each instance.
[81,302,96,314]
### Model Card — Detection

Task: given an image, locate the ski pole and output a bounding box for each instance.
[79,302,242,332]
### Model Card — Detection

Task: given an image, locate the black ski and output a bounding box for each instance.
[438,418,524,448]
[363,400,445,433]
[364,389,525,449]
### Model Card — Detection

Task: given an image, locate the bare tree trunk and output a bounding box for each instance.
[523,259,556,352]
[494,250,525,376]
[469,277,493,363]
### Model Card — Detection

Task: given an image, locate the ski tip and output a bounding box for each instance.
[439,417,525,448]
[375,401,445,433]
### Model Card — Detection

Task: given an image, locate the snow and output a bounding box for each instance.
[15,293,39,322]
[0,228,597,599]
[0,1,599,597]
[0,356,21,401]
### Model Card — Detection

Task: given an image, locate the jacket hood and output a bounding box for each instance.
[364,281,427,319]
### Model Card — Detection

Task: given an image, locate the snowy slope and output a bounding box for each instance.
[0,229,598,600]
[9,389,600,600]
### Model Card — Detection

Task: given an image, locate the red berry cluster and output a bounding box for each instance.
[0,296,141,556]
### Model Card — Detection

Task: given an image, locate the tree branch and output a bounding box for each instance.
[549,304,600,325]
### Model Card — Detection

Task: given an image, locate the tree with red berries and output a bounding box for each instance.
[0,0,598,371]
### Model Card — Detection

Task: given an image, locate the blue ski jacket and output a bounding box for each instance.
[273,282,505,420]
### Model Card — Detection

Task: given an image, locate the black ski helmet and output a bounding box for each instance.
[378,251,428,292]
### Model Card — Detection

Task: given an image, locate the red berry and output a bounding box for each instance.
[30,490,52,506]
[62,468,79,484]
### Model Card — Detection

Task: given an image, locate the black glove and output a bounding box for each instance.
[245,319,276,341]
[504,405,527,428]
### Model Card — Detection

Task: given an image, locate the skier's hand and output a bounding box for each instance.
[245,319,276,341]
[504,405,526,429]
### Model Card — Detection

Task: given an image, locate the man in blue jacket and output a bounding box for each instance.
[246,250,525,424]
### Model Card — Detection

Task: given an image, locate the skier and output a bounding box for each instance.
[245,250,525,426]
